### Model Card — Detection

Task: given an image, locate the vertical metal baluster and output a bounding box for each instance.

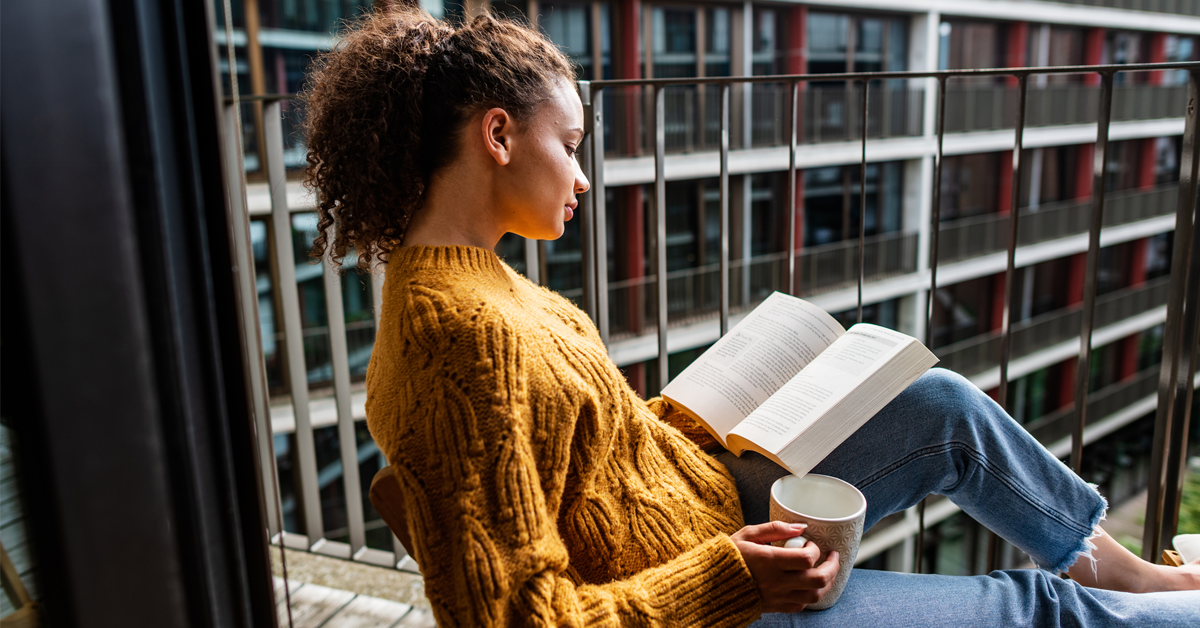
[1161,131,1200,553]
[368,260,404,563]
[223,101,279,538]
[655,85,669,388]
[990,73,1030,573]
[321,249,366,557]
[858,79,869,323]
[1144,68,1200,562]
[720,82,731,336]
[592,86,610,344]
[1071,72,1115,474]
[579,81,597,321]
[788,80,799,297]
[916,76,949,575]
[524,239,540,285]
[265,99,324,547]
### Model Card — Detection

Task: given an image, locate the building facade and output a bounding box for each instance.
[222,0,1200,576]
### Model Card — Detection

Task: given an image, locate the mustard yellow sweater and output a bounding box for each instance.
[366,246,762,627]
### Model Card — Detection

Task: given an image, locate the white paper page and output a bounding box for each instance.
[729,326,907,453]
[661,292,844,442]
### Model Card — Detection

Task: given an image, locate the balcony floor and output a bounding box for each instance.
[266,487,1164,627]
[271,546,432,627]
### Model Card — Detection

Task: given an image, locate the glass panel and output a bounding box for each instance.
[705,8,731,77]
[807,13,848,77]
[652,7,696,78]
[543,2,593,79]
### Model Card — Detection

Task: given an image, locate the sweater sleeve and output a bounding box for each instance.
[646,397,724,453]
[381,311,760,627]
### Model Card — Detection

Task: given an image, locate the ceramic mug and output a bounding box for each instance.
[768,474,867,611]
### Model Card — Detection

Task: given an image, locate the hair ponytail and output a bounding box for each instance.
[302,7,574,270]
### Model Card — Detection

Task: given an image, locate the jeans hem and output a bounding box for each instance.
[1045,482,1109,575]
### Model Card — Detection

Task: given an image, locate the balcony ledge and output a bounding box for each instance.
[602,118,1182,187]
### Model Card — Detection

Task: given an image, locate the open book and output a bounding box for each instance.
[662,292,939,477]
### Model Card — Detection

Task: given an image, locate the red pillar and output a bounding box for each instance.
[787,5,808,145]
[1148,32,1168,86]
[1139,138,1158,190]
[991,273,1007,332]
[1005,22,1029,87]
[792,171,805,294]
[617,0,646,399]
[1058,360,1078,409]
[1084,28,1106,86]
[1120,236,1150,380]
[1074,143,1094,200]
[1067,253,1086,307]
[786,6,807,75]
[617,0,642,155]
[997,151,1014,215]
[624,185,645,334]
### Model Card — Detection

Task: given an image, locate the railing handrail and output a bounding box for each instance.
[583,61,1200,89]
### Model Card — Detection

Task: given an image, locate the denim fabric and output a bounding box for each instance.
[715,368,1200,626]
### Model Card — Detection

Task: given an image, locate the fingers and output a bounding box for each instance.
[733,520,809,545]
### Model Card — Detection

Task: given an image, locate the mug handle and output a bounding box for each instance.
[782,535,809,549]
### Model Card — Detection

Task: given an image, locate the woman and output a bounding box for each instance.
[302,7,1199,626]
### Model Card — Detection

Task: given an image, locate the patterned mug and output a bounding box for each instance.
[768,474,867,611]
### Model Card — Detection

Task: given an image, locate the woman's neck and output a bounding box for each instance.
[403,164,504,249]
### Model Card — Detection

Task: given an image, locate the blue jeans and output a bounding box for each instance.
[715,368,1200,627]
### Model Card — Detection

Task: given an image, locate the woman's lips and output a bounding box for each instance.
[565,204,576,220]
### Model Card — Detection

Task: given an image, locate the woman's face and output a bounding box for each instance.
[496,80,590,241]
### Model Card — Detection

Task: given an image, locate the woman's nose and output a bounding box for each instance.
[574,159,590,194]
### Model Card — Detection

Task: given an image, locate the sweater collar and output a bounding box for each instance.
[390,244,510,279]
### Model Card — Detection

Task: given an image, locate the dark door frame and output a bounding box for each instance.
[1,0,275,626]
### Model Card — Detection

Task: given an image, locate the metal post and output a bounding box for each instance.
[720,82,731,336]
[265,99,324,546]
[788,81,799,297]
[1071,72,1115,474]
[858,79,869,323]
[591,86,610,344]
[321,253,366,556]
[991,73,1030,573]
[655,86,670,388]
[1144,68,1200,562]
[523,239,540,285]
[1162,156,1200,553]
[579,81,597,321]
[997,74,1029,416]
[223,101,279,537]
[916,76,949,575]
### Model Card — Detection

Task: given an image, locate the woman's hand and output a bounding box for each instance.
[730,521,841,613]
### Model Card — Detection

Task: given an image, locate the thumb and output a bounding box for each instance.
[737,521,808,544]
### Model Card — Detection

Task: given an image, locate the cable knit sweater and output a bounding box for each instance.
[366,245,762,627]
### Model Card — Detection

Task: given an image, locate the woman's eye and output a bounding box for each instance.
[566,145,578,156]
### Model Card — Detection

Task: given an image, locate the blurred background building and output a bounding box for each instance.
[204,0,1199,586]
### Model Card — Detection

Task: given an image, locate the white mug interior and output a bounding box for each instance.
[771,474,866,521]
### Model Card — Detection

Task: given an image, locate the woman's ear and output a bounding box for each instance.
[481,107,514,166]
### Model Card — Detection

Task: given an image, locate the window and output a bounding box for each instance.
[803,162,903,247]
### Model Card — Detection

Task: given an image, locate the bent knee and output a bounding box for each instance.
[908,368,977,402]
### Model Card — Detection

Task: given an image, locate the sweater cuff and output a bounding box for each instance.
[642,535,761,626]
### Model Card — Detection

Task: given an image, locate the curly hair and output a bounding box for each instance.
[301,7,576,269]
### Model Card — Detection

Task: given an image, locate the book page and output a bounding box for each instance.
[661,292,844,443]
[728,326,908,454]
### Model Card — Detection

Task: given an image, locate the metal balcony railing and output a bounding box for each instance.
[936,277,1171,378]
[1041,0,1200,14]
[594,231,918,339]
[944,83,1188,134]
[938,186,1178,264]
[1027,366,1166,449]
[222,61,1200,580]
